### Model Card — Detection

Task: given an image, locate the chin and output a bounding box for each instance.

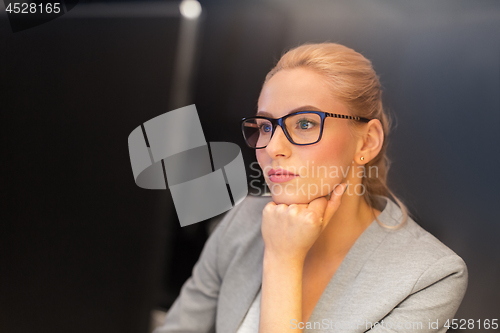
[269,188,323,205]
[268,179,331,205]
[270,195,304,205]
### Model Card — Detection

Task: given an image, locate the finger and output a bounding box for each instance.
[323,183,348,225]
[266,201,277,208]
[263,201,277,214]
[306,195,328,222]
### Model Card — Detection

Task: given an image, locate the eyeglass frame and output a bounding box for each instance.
[241,110,372,149]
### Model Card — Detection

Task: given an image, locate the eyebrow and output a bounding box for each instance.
[256,105,322,117]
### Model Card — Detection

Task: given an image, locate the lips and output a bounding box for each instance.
[268,168,299,183]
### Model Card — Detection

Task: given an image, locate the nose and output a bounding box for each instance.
[265,125,291,158]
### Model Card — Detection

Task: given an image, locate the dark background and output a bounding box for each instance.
[1,1,499,333]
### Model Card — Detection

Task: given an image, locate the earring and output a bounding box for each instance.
[360,156,365,161]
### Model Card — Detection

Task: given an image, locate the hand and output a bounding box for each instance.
[261,183,348,263]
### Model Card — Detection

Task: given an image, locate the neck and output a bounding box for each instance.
[306,190,378,261]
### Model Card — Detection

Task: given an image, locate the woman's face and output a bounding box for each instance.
[256,68,358,205]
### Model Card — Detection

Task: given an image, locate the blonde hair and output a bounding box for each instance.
[264,42,409,228]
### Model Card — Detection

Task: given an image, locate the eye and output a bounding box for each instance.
[259,123,272,133]
[297,118,316,130]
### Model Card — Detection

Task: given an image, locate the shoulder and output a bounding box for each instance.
[364,197,468,295]
[391,218,468,293]
[209,195,271,274]
[213,194,272,239]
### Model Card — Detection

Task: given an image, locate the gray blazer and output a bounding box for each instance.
[154,195,468,333]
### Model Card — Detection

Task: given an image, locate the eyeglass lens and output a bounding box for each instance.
[243,113,322,148]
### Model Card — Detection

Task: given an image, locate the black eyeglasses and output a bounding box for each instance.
[241,111,372,149]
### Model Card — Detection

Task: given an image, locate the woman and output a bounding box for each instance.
[154,43,468,333]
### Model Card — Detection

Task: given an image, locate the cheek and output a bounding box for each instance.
[307,134,353,174]
[256,150,263,163]
[256,150,267,170]
[323,139,348,162]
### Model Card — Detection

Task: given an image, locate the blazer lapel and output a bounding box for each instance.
[305,196,400,332]
[218,237,265,333]
[216,202,266,333]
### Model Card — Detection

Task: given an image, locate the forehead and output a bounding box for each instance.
[257,68,343,117]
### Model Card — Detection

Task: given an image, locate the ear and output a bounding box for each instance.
[355,119,384,164]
